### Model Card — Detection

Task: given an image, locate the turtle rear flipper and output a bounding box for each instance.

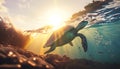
[44,45,56,54]
[77,33,88,52]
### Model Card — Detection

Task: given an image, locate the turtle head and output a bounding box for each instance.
[75,21,88,32]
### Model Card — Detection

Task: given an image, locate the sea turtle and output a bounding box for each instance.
[44,21,88,54]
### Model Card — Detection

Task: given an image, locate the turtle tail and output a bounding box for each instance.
[75,21,88,33]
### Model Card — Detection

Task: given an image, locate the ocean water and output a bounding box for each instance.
[62,21,120,63]
[27,0,120,63]
[62,1,120,63]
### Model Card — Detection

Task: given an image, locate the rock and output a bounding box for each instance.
[0,64,21,69]
[0,45,54,69]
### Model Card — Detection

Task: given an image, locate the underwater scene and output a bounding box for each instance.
[27,0,120,63]
[0,0,120,69]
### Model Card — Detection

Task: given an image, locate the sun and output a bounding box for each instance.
[49,14,62,27]
[46,8,66,30]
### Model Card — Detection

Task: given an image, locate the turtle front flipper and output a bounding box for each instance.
[44,45,56,54]
[76,33,88,52]
[75,21,88,32]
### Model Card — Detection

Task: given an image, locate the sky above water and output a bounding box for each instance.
[0,0,93,30]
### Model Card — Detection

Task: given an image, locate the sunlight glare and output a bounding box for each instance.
[49,14,62,27]
[46,8,66,30]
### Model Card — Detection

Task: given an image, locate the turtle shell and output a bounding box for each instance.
[44,25,74,47]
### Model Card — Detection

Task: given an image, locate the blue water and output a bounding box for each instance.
[55,1,120,63]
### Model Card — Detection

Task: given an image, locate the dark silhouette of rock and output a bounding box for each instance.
[0,45,54,69]
[0,17,30,48]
